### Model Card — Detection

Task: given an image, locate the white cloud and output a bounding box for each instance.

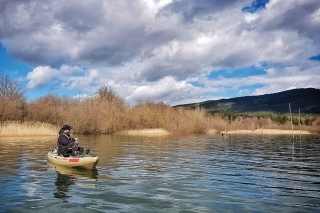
[251,64,320,96]
[1,0,319,105]
[65,69,100,90]
[244,13,259,23]
[26,66,57,88]
[27,65,84,88]
[125,76,196,104]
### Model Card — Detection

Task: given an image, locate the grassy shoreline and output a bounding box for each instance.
[218,129,312,135]
[119,128,171,136]
[1,77,319,136]
[1,83,319,136]
[0,121,316,137]
[0,121,58,137]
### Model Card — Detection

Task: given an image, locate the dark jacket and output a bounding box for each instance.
[57,129,76,148]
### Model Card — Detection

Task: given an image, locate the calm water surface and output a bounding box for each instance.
[0,134,319,212]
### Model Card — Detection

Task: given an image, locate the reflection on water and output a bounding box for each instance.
[54,173,75,198]
[48,162,99,179]
[0,134,319,212]
[48,162,99,199]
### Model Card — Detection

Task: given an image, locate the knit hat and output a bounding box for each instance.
[61,125,72,130]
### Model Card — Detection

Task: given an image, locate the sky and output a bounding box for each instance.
[0,0,319,105]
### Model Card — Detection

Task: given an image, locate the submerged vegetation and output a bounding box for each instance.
[0,74,319,136]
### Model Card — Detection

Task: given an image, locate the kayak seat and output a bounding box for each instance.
[57,148,73,157]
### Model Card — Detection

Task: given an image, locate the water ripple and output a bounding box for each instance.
[0,135,319,212]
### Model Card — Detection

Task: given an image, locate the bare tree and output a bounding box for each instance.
[94,85,123,103]
[0,74,26,122]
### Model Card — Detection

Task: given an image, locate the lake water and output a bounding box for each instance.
[0,134,319,212]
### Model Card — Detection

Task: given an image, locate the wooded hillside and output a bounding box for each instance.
[175,88,320,114]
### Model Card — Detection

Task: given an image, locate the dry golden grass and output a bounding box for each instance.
[0,121,58,137]
[2,85,319,135]
[206,129,220,134]
[222,129,312,135]
[120,128,170,135]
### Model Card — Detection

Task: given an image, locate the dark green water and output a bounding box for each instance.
[0,134,319,212]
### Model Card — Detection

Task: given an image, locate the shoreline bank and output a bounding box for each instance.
[219,128,312,135]
[0,125,315,136]
[120,128,314,136]
[119,128,171,136]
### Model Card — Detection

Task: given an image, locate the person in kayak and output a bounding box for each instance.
[57,125,89,156]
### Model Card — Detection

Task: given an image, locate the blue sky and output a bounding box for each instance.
[0,0,319,105]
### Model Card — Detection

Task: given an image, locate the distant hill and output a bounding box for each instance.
[175,88,320,114]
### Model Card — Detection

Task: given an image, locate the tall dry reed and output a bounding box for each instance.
[0,121,58,136]
[4,85,319,135]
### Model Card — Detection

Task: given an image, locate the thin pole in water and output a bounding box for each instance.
[299,107,302,161]
[289,103,295,160]
[289,103,294,141]
[299,107,302,141]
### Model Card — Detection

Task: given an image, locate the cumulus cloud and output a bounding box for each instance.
[125,76,196,104]
[27,65,83,88]
[1,0,320,105]
[27,66,57,88]
[257,0,320,40]
[251,64,320,95]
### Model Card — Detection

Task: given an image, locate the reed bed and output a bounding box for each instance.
[224,129,312,135]
[0,121,58,137]
[1,85,319,135]
[121,128,170,135]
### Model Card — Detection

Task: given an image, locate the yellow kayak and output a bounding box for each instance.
[47,150,99,170]
[47,161,98,179]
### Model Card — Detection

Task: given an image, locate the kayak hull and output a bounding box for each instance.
[47,151,99,170]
